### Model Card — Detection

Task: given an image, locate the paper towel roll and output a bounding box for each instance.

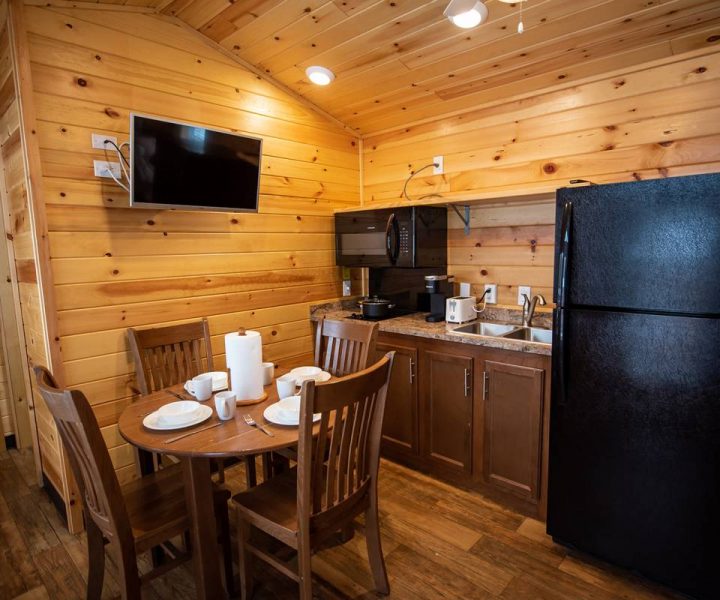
[225,330,264,400]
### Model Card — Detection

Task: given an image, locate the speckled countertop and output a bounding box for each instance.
[310,301,552,356]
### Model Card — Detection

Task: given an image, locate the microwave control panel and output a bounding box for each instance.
[399,223,411,256]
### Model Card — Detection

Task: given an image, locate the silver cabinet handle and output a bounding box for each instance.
[409,359,415,384]
[464,368,471,397]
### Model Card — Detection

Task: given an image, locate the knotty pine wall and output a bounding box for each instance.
[24,5,360,488]
[0,332,12,437]
[363,46,720,306]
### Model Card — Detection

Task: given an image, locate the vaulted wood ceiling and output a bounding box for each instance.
[40,0,720,135]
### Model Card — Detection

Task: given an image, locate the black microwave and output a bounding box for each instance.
[335,206,447,268]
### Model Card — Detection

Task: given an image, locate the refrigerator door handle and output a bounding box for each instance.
[553,308,566,407]
[556,200,573,307]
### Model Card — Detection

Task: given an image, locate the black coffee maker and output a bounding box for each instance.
[424,274,454,322]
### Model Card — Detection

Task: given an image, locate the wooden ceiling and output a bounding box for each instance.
[40,0,720,134]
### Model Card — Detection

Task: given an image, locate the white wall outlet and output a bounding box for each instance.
[433,155,444,175]
[483,284,497,304]
[518,285,531,305]
[459,282,471,297]
[93,160,122,179]
[342,280,352,296]
[92,133,118,150]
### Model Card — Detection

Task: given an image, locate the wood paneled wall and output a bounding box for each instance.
[448,199,555,308]
[363,47,720,206]
[23,5,361,496]
[363,47,720,306]
[0,331,12,437]
[0,1,67,508]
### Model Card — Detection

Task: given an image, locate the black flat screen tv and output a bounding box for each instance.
[130,114,262,212]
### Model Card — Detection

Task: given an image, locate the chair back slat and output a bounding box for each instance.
[298,353,394,523]
[314,318,379,378]
[33,366,131,544]
[128,319,214,395]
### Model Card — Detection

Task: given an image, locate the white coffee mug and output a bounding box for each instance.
[214,391,236,421]
[186,373,213,401]
[262,362,275,386]
[276,373,296,399]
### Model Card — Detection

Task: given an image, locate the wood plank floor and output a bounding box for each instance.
[0,447,685,600]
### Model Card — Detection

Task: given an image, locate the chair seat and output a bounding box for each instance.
[233,468,300,546]
[123,462,230,553]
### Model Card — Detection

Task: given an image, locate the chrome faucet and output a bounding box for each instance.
[522,294,547,327]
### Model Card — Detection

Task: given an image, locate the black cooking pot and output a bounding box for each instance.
[357,296,395,319]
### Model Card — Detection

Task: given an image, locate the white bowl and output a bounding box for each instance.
[157,400,201,425]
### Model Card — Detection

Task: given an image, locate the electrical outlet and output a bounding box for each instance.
[484,284,497,304]
[342,280,352,296]
[433,155,444,175]
[518,285,531,305]
[93,160,122,179]
[92,133,118,150]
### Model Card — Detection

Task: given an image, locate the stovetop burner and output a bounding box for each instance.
[346,308,417,322]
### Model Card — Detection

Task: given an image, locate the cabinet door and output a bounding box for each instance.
[483,360,544,501]
[420,349,473,474]
[376,341,419,458]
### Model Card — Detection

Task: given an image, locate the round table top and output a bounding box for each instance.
[118,376,315,458]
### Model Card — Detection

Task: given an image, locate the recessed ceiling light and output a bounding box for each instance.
[305,65,335,86]
[444,0,488,29]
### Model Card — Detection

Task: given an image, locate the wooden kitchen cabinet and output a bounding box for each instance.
[375,339,419,462]
[482,359,545,502]
[376,330,551,518]
[420,348,473,476]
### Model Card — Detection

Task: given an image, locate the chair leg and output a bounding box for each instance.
[245,456,257,488]
[365,501,389,595]
[297,531,313,600]
[217,504,235,598]
[237,513,253,600]
[114,544,142,600]
[216,458,226,484]
[86,520,105,600]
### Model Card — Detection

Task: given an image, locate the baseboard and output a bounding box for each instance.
[42,472,68,525]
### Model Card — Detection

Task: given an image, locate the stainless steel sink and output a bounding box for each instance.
[453,322,517,337]
[502,327,553,344]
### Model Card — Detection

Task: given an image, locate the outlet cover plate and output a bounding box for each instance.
[93,160,122,179]
[484,284,497,304]
[518,285,531,305]
[92,133,118,150]
[433,155,444,175]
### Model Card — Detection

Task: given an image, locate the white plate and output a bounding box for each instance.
[263,396,320,426]
[290,366,322,378]
[184,371,227,394]
[293,371,332,386]
[143,405,213,431]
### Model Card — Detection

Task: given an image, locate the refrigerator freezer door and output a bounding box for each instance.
[554,174,720,314]
[548,308,720,599]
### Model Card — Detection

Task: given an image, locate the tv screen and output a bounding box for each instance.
[130,114,262,212]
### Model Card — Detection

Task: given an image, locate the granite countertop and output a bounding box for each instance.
[310,302,552,356]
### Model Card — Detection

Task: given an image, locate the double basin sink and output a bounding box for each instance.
[452,321,552,344]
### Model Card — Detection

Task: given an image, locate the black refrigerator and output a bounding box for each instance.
[547,174,720,600]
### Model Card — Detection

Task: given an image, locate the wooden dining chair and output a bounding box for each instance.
[233,352,395,600]
[268,317,381,479]
[33,365,234,600]
[128,318,250,485]
[314,317,379,377]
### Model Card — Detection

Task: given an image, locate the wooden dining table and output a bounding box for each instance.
[118,373,313,600]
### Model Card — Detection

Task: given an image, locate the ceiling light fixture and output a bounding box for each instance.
[444,0,488,29]
[305,65,335,86]
[497,0,528,34]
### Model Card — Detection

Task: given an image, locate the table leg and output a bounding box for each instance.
[181,457,228,600]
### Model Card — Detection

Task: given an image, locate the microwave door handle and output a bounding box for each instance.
[385,213,399,265]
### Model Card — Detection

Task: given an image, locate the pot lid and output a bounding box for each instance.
[359,295,391,305]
